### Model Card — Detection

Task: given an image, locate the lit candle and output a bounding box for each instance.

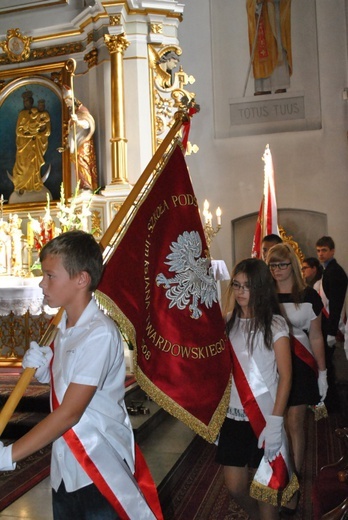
[203,199,209,224]
[216,207,222,226]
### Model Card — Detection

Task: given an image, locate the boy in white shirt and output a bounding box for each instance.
[0,230,160,520]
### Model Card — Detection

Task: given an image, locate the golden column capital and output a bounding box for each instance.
[104,33,130,55]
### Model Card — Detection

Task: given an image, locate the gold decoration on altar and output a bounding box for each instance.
[279,225,305,264]
[0,28,32,63]
[148,44,198,153]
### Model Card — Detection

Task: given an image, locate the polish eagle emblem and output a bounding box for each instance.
[155,230,218,319]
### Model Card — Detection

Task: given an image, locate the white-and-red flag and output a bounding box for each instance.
[251,144,279,258]
[97,144,232,442]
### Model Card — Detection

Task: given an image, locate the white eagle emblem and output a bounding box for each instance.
[156,230,218,319]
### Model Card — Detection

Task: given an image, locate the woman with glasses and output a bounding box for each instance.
[267,243,327,514]
[216,258,296,520]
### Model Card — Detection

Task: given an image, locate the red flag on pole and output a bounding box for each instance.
[97,144,232,442]
[251,144,279,258]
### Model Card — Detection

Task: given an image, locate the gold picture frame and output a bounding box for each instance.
[0,60,73,214]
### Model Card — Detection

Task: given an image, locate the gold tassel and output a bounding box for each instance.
[309,401,328,421]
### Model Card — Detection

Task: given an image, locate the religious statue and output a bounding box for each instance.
[10,91,51,193]
[62,86,98,191]
[155,50,180,89]
[246,0,292,95]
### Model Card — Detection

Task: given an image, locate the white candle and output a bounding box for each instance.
[203,199,209,224]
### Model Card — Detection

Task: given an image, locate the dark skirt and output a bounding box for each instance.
[215,417,263,468]
[288,352,321,406]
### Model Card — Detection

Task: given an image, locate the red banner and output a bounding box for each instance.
[97,145,232,442]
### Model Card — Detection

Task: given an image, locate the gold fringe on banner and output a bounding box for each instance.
[250,472,299,507]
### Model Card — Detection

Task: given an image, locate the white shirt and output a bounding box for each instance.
[227,315,289,420]
[50,298,134,492]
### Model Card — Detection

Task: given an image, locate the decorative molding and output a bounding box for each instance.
[148,44,197,152]
[84,48,98,69]
[0,28,32,63]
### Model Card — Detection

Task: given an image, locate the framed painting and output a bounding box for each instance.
[210,0,321,138]
[0,61,72,212]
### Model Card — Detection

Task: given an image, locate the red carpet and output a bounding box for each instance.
[159,406,348,520]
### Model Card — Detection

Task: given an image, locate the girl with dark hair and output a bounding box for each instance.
[216,258,295,520]
[267,243,327,513]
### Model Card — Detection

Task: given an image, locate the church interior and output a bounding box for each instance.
[0,1,348,519]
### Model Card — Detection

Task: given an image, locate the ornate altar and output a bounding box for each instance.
[0,277,56,366]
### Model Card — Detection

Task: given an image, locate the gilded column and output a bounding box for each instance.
[104,32,130,185]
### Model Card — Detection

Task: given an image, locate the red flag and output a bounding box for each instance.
[251,144,279,258]
[97,144,232,442]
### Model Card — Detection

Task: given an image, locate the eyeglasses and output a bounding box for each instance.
[232,280,250,292]
[301,266,311,271]
[269,262,291,271]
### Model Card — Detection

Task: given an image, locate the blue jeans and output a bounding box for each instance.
[52,481,120,520]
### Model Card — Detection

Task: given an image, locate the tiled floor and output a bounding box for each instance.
[0,409,195,519]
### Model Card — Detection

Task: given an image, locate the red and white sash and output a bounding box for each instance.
[317,279,329,319]
[50,363,163,519]
[231,346,298,506]
[290,334,318,375]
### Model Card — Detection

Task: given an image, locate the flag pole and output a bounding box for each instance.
[0,110,188,436]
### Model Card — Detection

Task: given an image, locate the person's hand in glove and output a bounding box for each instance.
[0,442,16,471]
[22,341,53,384]
[327,335,336,348]
[318,369,328,401]
[258,415,283,462]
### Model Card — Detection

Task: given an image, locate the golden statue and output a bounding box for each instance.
[11,91,51,193]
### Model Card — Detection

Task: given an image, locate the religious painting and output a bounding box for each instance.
[210,0,321,137]
[0,75,66,208]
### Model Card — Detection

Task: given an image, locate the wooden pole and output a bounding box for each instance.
[0,110,187,436]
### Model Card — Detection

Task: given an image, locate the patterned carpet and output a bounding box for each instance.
[159,402,348,520]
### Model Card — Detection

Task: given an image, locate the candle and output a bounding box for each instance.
[203,199,209,224]
[216,207,222,226]
[27,220,34,247]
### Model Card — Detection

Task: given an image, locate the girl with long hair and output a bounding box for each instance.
[267,243,327,513]
[216,258,293,520]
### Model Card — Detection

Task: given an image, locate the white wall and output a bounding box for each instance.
[178,0,348,274]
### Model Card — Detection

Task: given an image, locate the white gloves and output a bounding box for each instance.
[318,369,328,401]
[258,415,283,462]
[0,442,16,471]
[327,335,336,347]
[22,341,53,384]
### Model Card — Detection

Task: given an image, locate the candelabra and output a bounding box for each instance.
[202,199,222,248]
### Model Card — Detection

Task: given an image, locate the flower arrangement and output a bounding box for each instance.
[56,182,92,233]
[27,183,92,271]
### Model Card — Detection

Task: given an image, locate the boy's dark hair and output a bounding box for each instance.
[226,258,281,352]
[303,257,323,283]
[262,233,283,244]
[40,230,103,292]
[316,236,335,250]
